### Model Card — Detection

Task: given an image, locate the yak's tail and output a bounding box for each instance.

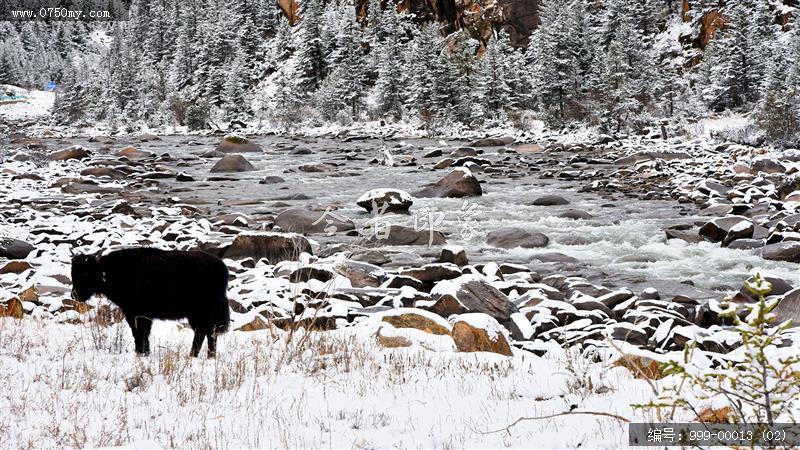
[212,293,231,334]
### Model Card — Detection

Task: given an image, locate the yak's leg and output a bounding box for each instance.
[139,318,153,355]
[206,330,217,358]
[126,316,145,355]
[190,328,206,358]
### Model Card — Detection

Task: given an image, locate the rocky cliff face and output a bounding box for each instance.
[396,0,540,46]
[278,0,539,46]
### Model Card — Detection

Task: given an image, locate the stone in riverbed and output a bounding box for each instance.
[727,239,764,250]
[61,182,123,195]
[335,260,386,288]
[486,227,549,249]
[0,239,35,259]
[274,208,355,234]
[431,275,518,321]
[116,146,154,160]
[417,294,468,317]
[750,158,786,174]
[721,220,755,247]
[298,163,338,173]
[699,216,752,243]
[532,195,570,206]
[415,168,482,198]
[665,228,705,244]
[399,263,462,284]
[210,155,255,173]
[48,146,90,161]
[221,232,312,263]
[559,209,592,220]
[356,189,414,213]
[759,242,800,262]
[451,314,513,356]
[215,134,263,153]
[366,225,446,246]
[439,246,468,266]
[772,288,800,326]
[778,173,800,199]
[608,323,649,346]
[734,275,793,302]
[80,167,127,179]
[468,137,514,147]
[259,176,286,184]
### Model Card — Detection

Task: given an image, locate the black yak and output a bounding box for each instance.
[71,247,231,357]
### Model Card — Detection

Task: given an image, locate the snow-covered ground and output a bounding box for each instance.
[0,316,657,449]
[0,86,55,122]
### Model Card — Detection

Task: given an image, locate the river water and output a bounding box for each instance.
[59,134,800,299]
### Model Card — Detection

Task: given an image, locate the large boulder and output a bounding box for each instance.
[699,216,752,243]
[356,189,414,213]
[665,227,705,244]
[778,173,800,199]
[450,314,513,356]
[48,146,89,161]
[431,275,518,321]
[367,225,446,246]
[215,134,263,153]
[210,154,255,173]
[772,288,800,326]
[274,208,355,234]
[750,158,786,174]
[486,227,549,249]
[760,242,800,263]
[415,168,482,198]
[221,232,311,263]
[0,238,35,259]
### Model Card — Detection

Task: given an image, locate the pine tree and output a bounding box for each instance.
[373,4,407,119]
[316,17,367,119]
[600,35,639,132]
[0,40,19,85]
[697,2,760,110]
[533,0,579,121]
[477,30,516,117]
[223,48,253,120]
[53,63,90,125]
[407,23,442,117]
[293,0,326,92]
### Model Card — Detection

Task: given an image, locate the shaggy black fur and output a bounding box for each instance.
[71,247,231,357]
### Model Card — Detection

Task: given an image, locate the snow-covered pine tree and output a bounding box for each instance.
[407,23,442,118]
[533,0,579,122]
[223,48,253,121]
[477,30,516,118]
[317,15,367,120]
[599,31,639,132]
[53,63,90,125]
[365,0,385,82]
[0,40,19,86]
[373,3,407,119]
[293,0,326,93]
[169,13,196,93]
[697,2,761,110]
